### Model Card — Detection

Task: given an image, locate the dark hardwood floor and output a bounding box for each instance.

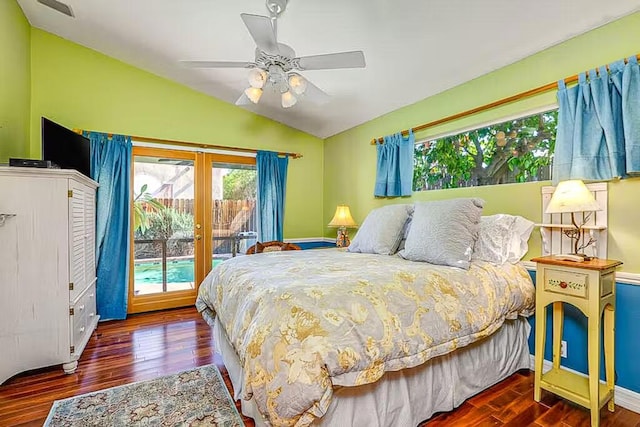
[0,307,638,427]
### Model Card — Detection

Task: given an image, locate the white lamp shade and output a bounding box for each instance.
[248,68,267,89]
[288,73,307,95]
[545,180,601,214]
[328,205,358,228]
[281,90,297,108]
[244,87,263,104]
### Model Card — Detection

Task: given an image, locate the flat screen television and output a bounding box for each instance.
[41,117,92,178]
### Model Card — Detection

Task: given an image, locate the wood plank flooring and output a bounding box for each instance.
[1,307,638,426]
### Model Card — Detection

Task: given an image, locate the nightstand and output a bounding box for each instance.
[532,256,622,427]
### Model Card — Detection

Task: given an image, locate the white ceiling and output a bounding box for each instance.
[18,0,640,139]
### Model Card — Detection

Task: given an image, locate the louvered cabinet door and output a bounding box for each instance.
[67,179,99,367]
[84,187,96,289]
[68,181,87,303]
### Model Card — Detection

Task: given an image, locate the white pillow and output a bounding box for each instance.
[347,204,414,255]
[400,198,484,269]
[472,214,535,264]
[508,216,535,263]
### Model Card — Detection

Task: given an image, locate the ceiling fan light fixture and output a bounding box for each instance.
[248,68,267,89]
[281,90,297,108]
[244,87,263,104]
[288,73,307,95]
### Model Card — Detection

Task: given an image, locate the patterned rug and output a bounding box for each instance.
[44,364,244,426]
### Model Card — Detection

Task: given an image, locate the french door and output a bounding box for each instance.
[128,146,256,313]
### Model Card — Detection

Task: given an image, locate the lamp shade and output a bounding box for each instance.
[328,205,358,228]
[244,87,263,104]
[281,90,297,108]
[545,180,601,214]
[248,68,267,89]
[288,73,307,95]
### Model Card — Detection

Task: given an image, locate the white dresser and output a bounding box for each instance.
[0,167,99,384]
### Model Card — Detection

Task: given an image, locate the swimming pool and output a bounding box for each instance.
[134,258,223,284]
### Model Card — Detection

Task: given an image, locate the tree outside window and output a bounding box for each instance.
[413,109,557,191]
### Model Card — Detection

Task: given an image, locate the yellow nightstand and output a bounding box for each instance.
[532,256,622,427]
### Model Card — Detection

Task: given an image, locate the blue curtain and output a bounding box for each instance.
[553,56,640,184]
[85,131,132,320]
[256,151,288,242]
[374,129,414,196]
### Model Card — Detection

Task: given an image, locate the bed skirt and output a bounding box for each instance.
[213,316,531,427]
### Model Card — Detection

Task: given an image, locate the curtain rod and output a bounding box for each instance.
[370,53,640,145]
[73,129,303,159]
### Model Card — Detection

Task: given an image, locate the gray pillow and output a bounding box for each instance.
[400,198,484,269]
[396,215,413,252]
[348,204,414,255]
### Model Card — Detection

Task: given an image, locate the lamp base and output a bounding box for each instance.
[336,227,350,247]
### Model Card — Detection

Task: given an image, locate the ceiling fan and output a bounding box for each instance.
[181,0,366,108]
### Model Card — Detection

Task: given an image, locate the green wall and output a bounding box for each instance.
[0,0,30,162]
[29,29,324,238]
[324,12,640,272]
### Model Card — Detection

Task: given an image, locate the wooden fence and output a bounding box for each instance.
[155,198,256,235]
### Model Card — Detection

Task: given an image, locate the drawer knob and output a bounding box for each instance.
[559,281,568,289]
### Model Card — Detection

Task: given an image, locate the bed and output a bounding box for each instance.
[195,247,535,426]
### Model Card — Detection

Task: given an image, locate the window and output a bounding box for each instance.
[413,108,558,191]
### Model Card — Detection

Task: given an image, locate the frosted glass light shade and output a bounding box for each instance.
[328,205,358,228]
[281,90,297,108]
[248,68,267,89]
[244,87,263,104]
[288,73,307,95]
[545,180,601,214]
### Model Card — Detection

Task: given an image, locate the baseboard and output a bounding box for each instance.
[285,237,335,243]
[529,354,640,413]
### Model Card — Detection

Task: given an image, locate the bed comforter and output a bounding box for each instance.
[195,249,535,426]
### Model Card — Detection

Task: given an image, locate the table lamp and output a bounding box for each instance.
[328,205,358,247]
[545,179,601,261]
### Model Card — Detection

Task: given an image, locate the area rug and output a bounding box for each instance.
[44,364,244,426]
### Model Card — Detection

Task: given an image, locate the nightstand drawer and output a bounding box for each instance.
[544,268,588,298]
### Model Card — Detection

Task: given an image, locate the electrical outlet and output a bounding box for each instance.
[561,340,567,358]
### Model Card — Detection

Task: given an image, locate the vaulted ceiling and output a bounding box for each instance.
[18,0,640,138]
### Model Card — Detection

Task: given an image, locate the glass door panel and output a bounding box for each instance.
[129,148,202,313]
[209,159,257,270]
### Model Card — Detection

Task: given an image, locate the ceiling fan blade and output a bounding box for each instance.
[302,79,330,105]
[240,13,279,55]
[296,51,366,70]
[235,93,252,106]
[180,60,253,68]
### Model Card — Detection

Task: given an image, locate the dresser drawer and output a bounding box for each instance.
[70,282,97,355]
[543,268,588,298]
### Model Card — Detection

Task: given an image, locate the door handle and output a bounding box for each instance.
[195,234,202,240]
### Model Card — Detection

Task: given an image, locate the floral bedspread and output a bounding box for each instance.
[195,249,535,426]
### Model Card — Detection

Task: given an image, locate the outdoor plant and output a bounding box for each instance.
[134,207,195,259]
[133,184,165,233]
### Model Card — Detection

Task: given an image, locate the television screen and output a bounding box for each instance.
[41,117,92,178]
